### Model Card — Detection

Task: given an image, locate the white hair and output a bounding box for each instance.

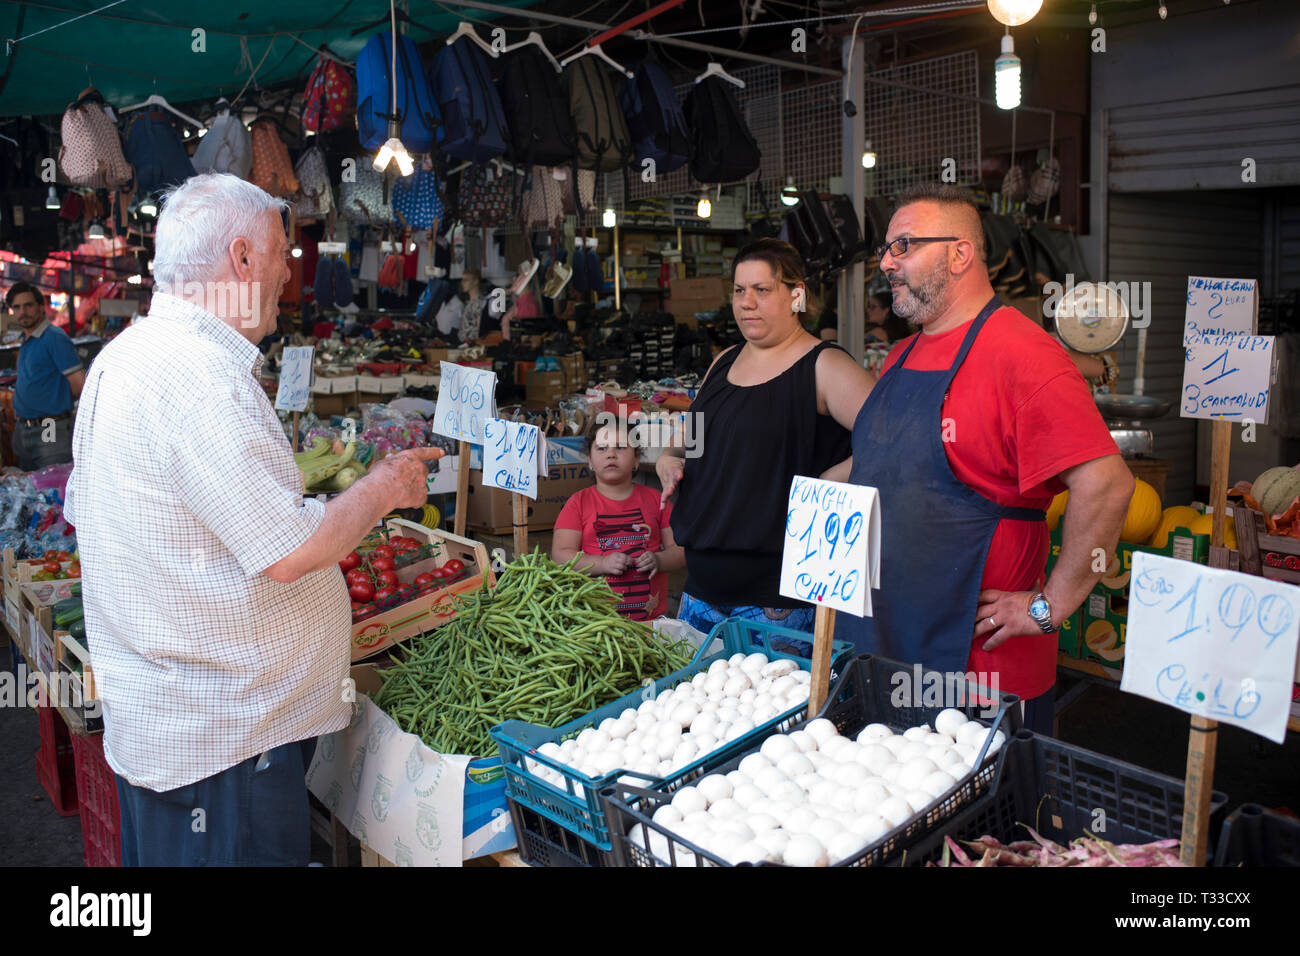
[152,173,289,289]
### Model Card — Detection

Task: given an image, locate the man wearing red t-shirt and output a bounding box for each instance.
[836,183,1134,732]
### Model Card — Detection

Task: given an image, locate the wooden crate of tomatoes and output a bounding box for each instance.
[345,518,496,662]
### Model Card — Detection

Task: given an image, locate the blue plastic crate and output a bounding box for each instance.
[490,617,854,853]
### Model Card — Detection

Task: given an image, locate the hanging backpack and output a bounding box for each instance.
[355,31,439,156]
[249,119,299,197]
[339,158,396,225]
[429,36,509,164]
[522,166,565,227]
[301,53,355,135]
[684,75,761,183]
[294,146,333,219]
[620,61,689,176]
[392,159,444,230]
[122,111,195,198]
[497,46,574,168]
[191,101,252,178]
[58,88,133,190]
[566,57,632,172]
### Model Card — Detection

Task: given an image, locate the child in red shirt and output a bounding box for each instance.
[553,417,685,621]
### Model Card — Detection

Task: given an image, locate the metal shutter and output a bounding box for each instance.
[1106,191,1263,505]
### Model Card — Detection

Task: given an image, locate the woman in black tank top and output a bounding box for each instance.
[658,240,876,634]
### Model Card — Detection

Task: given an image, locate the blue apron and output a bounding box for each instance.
[835,297,1045,674]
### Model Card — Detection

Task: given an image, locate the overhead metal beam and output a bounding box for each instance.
[429,0,844,77]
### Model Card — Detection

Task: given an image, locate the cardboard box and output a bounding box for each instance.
[466,447,593,533]
[313,392,357,417]
[560,353,586,392]
[422,348,461,367]
[526,370,566,405]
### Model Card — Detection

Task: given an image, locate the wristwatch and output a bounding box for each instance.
[1028,592,1055,634]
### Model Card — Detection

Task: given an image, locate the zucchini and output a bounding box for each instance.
[68,619,86,641]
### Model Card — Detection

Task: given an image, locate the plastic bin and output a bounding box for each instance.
[1214,804,1300,867]
[490,618,855,854]
[35,704,79,817]
[70,732,121,867]
[897,730,1230,866]
[507,798,609,867]
[603,653,1022,867]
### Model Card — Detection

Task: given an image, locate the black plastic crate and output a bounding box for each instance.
[899,730,1230,866]
[507,798,612,867]
[604,653,1023,867]
[1214,804,1300,867]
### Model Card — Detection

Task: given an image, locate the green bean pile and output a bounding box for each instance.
[372,550,695,755]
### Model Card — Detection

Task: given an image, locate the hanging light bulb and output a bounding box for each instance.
[986,0,1042,26]
[196,127,207,138]
[291,246,303,259]
[1089,3,1098,25]
[602,207,617,228]
[139,199,158,217]
[393,146,414,177]
[994,33,1022,110]
[697,194,712,219]
[862,139,877,169]
[373,121,413,175]
[1158,1,1168,18]
[780,177,800,206]
[87,221,107,240]
[126,274,143,285]
[45,186,60,210]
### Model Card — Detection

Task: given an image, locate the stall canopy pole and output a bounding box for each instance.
[1180,419,1231,865]
[589,0,688,47]
[839,31,865,364]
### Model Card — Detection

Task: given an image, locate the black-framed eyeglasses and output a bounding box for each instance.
[874,236,958,259]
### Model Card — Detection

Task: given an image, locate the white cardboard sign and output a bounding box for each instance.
[1180,332,1274,424]
[1184,277,1258,339]
[481,420,544,499]
[1120,551,1300,743]
[779,476,881,617]
[432,361,497,444]
[274,346,314,412]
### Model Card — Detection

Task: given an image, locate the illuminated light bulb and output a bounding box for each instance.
[1089,3,1097,25]
[986,0,1042,26]
[291,246,303,259]
[862,140,877,169]
[139,200,157,217]
[602,207,616,228]
[393,145,414,177]
[45,186,60,210]
[697,195,711,219]
[1158,2,1168,18]
[780,177,799,206]
[994,35,1022,110]
[87,221,106,239]
[196,127,207,138]
[127,274,143,285]
[373,140,396,172]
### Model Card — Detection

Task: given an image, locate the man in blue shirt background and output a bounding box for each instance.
[6,282,84,471]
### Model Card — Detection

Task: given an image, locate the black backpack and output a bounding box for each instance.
[566,57,632,172]
[684,76,760,183]
[498,46,574,168]
[620,61,690,176]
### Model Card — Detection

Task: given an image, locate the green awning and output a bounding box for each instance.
[0,1,538,118]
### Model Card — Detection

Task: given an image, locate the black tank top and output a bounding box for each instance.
[671,340,852,608]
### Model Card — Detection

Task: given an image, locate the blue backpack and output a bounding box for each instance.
[122,111,195,197]
[620,62,689,175]
[429,36,509,163]
[356,31,439,155]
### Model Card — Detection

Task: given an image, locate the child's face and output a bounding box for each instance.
[589,426,638,484]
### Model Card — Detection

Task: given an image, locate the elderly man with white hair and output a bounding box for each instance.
[64,173,441,866]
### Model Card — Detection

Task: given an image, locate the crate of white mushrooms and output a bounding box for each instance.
[490,617,855,859]
[603,654,1023,867]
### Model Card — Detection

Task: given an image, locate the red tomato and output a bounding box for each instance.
[67,562,81,578]
[443,559,465,574]
[414,572,437,588]
[56,551,72,562]
[373,545,396,561]
[42,560,61,574]
[376,570,400,589]
[339,552,362,573]
[370,556,396,573]
[43,550,61,561]
[373,587,397,602]
[348,581,375,602]
[345,568,369,584]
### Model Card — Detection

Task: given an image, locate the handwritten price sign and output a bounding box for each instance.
[1181,276,1272,424]
[482,419,543,499]
[274,346,314,412]
[432,361,497,444]
[1121,551,1300,743]
[779,476,881,617]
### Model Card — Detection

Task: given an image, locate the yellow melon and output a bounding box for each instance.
[1085,619,1125,662]
[1188,512,1237,548]
[1046,490,1069,531]
[1148,505,1200,548]
[1099,552,1129,590]
[1120,479,1162,544]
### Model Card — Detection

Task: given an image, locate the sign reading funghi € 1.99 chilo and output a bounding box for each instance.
[779,476,881,617]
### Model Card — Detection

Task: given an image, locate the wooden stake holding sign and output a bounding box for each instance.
[779,475,882,713]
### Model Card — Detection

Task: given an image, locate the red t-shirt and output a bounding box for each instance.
[555,484,672,621]
[881,306,1119,698]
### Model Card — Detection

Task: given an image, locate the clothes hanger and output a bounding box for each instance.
[560,42,632,79]
[694,61,745,88]
[501,31,561,72]
[445,21,500,58]
[118,93,203,129]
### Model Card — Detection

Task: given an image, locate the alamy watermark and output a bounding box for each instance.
[593,410,704,459]
[153,276,262,328]
[888,663,1002,719]
[1,662,99,716]
[1042,274,1152,329]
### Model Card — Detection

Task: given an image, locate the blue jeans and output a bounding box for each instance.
[677,593,816,657]
[115,738,318,866]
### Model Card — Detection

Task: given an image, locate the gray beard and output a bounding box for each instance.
[890,261,949,325]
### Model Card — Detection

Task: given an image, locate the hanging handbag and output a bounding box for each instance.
[294,146,333,219]
[456,163,516,228]
[392,160,444,230]
[339,157,396,225]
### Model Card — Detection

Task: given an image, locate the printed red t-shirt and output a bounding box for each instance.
[555,484,672,621]
[881,305,1120,698]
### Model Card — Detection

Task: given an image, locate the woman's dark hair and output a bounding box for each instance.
[731,238,819,325]
[5,281,44,310]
